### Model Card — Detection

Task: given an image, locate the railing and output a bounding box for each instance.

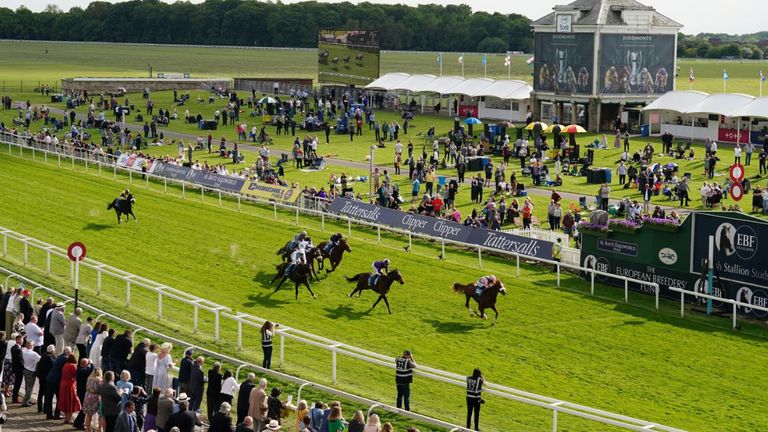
[668,287,768,329]
[0,266,468,432]
[505,227,578,266]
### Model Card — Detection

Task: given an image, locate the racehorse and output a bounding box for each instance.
[315,239,351,272]
[107,194,136,223]
[330,57,339,65]
[342,56,351,64]
[271,263,317,300]
[452,280,507,324]
[345,269,405,314]
[355,53,364,61]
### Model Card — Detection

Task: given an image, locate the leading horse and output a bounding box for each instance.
[452,280,507,324]
[107,194,136,223]
[315,239,351,272]
[345,269,404,314]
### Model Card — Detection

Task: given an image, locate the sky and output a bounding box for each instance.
[8,0,765,36]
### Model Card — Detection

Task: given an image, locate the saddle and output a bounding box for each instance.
[368,274,379,287]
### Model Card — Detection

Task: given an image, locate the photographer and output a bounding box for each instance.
[466,368,484,431]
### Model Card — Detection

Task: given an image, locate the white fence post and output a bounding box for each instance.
[516,254,520,277]
[273,203,277,220]
[182,182,185,198]
[377,227,381,244]
[201,187,205,202]
[321,212,325,232]
[96,270,102,295]
[408,233,412,252]
[237,320,243,351]
[163,177,167,194]
[193,305,199,333]
[624,280,629,303]
[126,280,131,306]
[295,207,299,225]
[332,350,337,385]
[158,291,163,319]
[46,250,51,275]
[679,291,685,317]
[556,265,560,287]
[280,334,285,368]
[732,303,737,329]
[237,195,241,212]
[218,191,222,208]
[129,170,133,183]
[347,220,351,237]
[23,240,28,265]
[214,309,220,340]
[477,247,482,268]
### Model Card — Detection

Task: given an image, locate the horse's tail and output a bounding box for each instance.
[453,283,469,294]
[107,201,115,210]
[345,273,365,283]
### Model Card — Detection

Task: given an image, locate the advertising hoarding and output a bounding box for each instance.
[318,30,380,87]
[599,34,675,95]
[534,32,595,94]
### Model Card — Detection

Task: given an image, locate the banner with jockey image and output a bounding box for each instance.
[328,198,552,260]
[240,181,301,204]
[116,153,153,172]
[533,32,595,94]
[599,34,675,95]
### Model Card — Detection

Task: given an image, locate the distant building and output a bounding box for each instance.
[530,0,682,132]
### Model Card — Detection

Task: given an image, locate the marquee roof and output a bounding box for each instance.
[643,91,768,118]
[365,73,533,100]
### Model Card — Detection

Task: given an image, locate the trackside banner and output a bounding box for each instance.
[149,162,245,192]
[240,181,301,203]
[328,198,552,260]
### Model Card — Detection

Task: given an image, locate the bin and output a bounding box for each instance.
[438,175,447,186]
[640,124,650,137]
[603,168,612,183]
[480,157,491,169]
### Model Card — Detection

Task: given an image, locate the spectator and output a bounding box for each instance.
[236,416,255,432]
[188,356,206,413]
[363,413,381,432]
[395,350,415,411]
[156,388,175,432]
[101,370,122,432]
[127,338,149,388]
[348,410,365,432]
[381,423,393,432]
[249,377,269,431]
[101,329,116,372]
[237,373,256,425]
[262,420,281,432]
[294,400,309,432]
[114,400,139,432]
[73,357,94,429]
[83,367,104,432]
[309,401,324,432]
[220,369,239,407]
[20,340,40,407]
[59,354,81,425]
[154,342,173,391]
[207,362,223,420]
[63,307,83,352]
[327,405,344,432]
[178,349,194,394]
[267,387,283,423]
[35,344,55,414]
[89,323,108,369]
[209,402,235,432]
[24,315,44,354]
[111,329,134,374]
[75,316,94,361]
[144,387,162,432]
[49,304,66,354]
[116,370,134,409]
[167,397,201,432]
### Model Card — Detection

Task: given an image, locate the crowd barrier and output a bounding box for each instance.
[0,131,684,431]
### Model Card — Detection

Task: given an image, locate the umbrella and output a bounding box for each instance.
[524,121,548,131]
[463,117,482,125]
[258,97,277,104]
[544,124,565,134]
[496,121,516,128]
[562,124,587,134]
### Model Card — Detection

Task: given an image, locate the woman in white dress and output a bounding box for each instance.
[88,323,108,369]
[154,342,173,390]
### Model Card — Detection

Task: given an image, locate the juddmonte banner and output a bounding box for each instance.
[692,213,768,288]
[328,198,552,260]
[599,34,675,95]
[149,162,245,192]
[240,181,300,203]
[116,154,154,172]
[534,32,594,94]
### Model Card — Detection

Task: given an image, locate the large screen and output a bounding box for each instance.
[318,30,380,87]
[599,34,675,95]
[533,32,595,95]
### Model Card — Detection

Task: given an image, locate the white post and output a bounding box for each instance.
[680,291,685,318]
[129,170,133,183]
[332,350,337,385]
[163,178,167,194]
[590,269,595,295]
[295,207,299,225]
[201,187,204,202]
[377,227,381,244]
[655,285,659,311]
[237,320,242,351]
[441,239,445,259]
[321,212,325,232]
[97,270,102,295]
[273,204,277,220]
[46,250,51,275]
[218,191,222,208]
[126,280,131,307]
[58,153,61,167]
[478,247,482,268]
[23,240,28,265]
[158,291,163,319]
[214,310,220,340]
[145,174,149,189]
[280,334,285,368]
[516,255,520,276]
[182,182,185,198]
[624,280,628,303]
[552,408,558,432]
[74,258,80,309]
[347,220,351,237]
[237,195,241,212]
[732,303,737,329]
[556,265,560,286]
[408,233,412,251]
[193,305,199,333]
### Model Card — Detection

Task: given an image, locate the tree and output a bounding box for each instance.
[476,36,508,53]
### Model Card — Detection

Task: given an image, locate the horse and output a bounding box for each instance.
[330,57,339,65]
[270,263,317,300]
[342,56,351,64]
[106,194,136,223]
[315,239,351,272]
[355,53,364,61]
[452,280,507,324]
[345,269,405,314]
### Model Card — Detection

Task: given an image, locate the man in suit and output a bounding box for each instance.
[37,297,54,329]
[110,329,133,374]
[101,370,123,432]
[36,345,55,414]
[155,388,175,432]
[236,373,256,425]
[48,304,66,354]
[10,333,24,404]
[178,349,194,395]
[188,356,206,412]
[127,338,149,389]
[73,357,94,429]
[63,308,82,351]
[114,400,139,432]
[166,397,201,432]
[247,378,268,432]
[18,289,33,324]
[0,288,13,331]
[45,345,71,419]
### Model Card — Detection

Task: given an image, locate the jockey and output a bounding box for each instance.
[370,258,390,286]
[475,275,496,298]
[288,231,307,251]
[324,233,343,254]
[298,236,314,251]
[286,244,307,276]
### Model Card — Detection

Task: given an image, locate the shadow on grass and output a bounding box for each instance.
[422,318,485,333]
[83,222,115,231]
[611,319,646,328]
[243,292,291,309]
[253,270,280,288]
[324,304,371,320]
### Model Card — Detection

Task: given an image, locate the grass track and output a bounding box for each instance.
[0,148,767,430]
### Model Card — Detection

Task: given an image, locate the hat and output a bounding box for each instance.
[219,401,231,414]
[21,289,30,297]
[265,420,281,431]
[184,348,195,356]
[55,304,65,310]
[177,393,189,402]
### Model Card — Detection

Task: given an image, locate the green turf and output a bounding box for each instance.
[0,147,767,431]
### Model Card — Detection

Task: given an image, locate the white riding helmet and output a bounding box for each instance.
[489,275,497,283]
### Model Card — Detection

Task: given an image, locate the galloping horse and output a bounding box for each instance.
[355,53,364,61]
[330,57,340,65]
[107,193,136,223]
[345,269,405,314]
[452,280,507,324]
[315,239,351,272]
[271,263,317,300]
[342,56,351,64]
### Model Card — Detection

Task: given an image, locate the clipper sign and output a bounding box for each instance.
[328,198,552,260]
[692,213,767,287]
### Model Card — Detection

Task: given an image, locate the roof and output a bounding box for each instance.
[641,90,709,113]
[642,91,768,118]
[533,0,681,27]
[365,73,533,100]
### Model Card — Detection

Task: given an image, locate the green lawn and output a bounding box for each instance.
[0,148,767,431]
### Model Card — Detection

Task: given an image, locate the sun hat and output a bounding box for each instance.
[265,420,281,431]
[177,393,189,402]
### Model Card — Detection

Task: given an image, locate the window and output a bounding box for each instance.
[484,97,511,110]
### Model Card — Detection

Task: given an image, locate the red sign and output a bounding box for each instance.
[729,164,745,183]
[717,128,750,144]
[67,242,87,262]
[730,183,744,201]
[458,104,478,117]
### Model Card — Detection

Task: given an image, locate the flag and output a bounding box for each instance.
[723,69,729,81]
[437,53,442,65]
[761,71,766,82]
[481,54,487,65]
[689,67,695,83]
[504,54,511,67]
[458,54,464,64]
[526,56,535,65]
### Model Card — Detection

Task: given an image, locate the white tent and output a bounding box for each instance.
[421,76,465,94]
[642,90,709,114]
[684,93,755,116]
[365,73,411,91]
[397,74,438,92]
[472,80,532,99]
[364,73,533,100]
[447,78,495,97]
[730,97,768,119]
